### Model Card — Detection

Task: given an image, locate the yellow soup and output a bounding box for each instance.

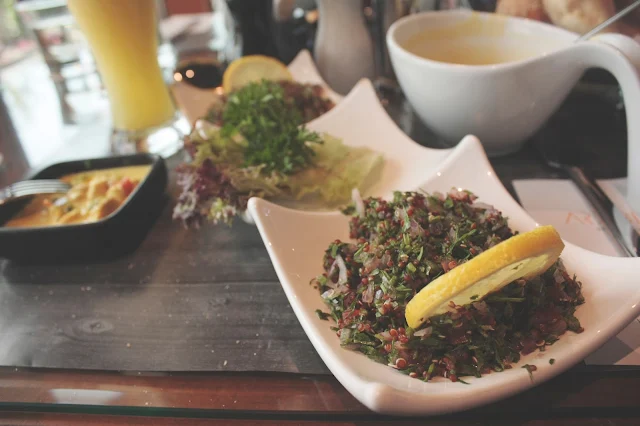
[4,165,151,228]
[402,13,560,65]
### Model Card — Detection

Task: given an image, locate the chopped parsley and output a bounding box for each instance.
[222,80,323,175]
[310,190,585,382]
[522,364,537,381]
[315,309,331,321]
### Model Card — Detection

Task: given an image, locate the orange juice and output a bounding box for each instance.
[67,0,175,131]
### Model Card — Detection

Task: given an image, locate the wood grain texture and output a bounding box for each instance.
[0,153,327,373]
[0,72,638,424]
[0,123,555,374]
[0,367,638,415]
[4,411,640,426]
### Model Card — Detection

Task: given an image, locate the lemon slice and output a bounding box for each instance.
[405,225,564,329]
[222,55,293,93]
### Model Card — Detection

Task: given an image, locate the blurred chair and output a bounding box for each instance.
[0,91,30,186]
[14,0,100,125]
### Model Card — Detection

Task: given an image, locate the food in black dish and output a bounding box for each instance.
[0,154,167,262]
[5,165,151,228]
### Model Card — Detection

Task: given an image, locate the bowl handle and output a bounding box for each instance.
[580,34,640,213]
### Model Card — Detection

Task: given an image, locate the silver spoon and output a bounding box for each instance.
[577,0,640,42]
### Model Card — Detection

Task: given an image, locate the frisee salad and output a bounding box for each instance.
[311,190,584,382]
[205,80,335,128]
[173,80,382,225]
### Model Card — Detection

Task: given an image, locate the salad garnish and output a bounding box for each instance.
[206,80,335,129]
[311,190,584,382]
[173,80,381,226]
[220,80,323,175]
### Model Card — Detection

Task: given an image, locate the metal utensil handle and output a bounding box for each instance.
[577,0,640,42]
[0,186,13,204]
[564,165,637,257]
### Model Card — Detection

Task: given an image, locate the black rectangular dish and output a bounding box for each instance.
[0,153,167,262]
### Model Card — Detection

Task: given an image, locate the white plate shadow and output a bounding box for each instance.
[248,134,640,416]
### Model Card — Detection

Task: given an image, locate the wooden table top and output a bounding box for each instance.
[0,366,638,424]
[0,74,637,425]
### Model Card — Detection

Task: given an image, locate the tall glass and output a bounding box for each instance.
[67,0,183,156]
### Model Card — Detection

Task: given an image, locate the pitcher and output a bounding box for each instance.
[314,0,376,94]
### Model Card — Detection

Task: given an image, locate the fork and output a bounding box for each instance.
[557,164,638,257]
[0,180,72,205]
[534,140,638,257]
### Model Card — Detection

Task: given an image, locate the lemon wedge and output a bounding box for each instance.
[405,225,564,329]
[222,55,293,93]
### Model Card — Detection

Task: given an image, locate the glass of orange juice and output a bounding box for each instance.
[67,0,183,156]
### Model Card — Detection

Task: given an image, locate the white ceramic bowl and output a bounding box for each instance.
[386,10,640,158]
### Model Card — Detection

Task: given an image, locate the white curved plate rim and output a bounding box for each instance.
[248,135,640,416]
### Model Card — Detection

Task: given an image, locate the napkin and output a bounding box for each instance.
[513,179,640,366]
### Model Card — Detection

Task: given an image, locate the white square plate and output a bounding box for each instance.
[248,133,640,415]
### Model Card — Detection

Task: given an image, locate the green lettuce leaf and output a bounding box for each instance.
[288,134,384,206]
[175,124,383,225]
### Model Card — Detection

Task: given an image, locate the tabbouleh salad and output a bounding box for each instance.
[311,189,584,382]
